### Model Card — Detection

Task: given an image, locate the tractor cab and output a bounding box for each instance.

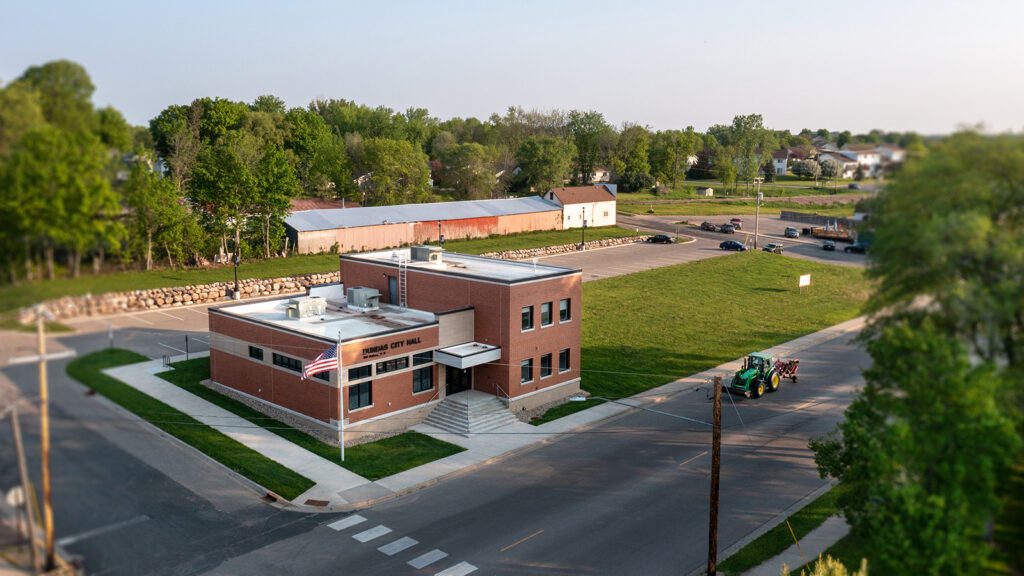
[743,352,775,371]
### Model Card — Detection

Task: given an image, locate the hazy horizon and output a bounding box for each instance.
[2,0,1020,135]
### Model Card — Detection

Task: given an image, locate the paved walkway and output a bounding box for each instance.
[744,516,850,576]
[103,315,866,513]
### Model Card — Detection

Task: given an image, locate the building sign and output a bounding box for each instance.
[799,274,811,288]
[361,336,423,359]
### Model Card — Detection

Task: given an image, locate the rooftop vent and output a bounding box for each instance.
[286,296,325,320]
[410,245,443,264]
[347,286,381,311]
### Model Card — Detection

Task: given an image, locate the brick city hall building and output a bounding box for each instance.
[207,246,582,441]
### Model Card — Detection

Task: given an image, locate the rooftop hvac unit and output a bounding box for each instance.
[410,245,443,264]
[347,286,381,311]
[286,296,326,320]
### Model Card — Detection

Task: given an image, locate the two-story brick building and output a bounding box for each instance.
[207,246,582,442]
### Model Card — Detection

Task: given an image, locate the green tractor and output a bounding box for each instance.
[727,352,783,398]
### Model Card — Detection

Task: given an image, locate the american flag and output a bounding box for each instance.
[301,344,339,380]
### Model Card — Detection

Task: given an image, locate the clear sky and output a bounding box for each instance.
[2,0,1021,135]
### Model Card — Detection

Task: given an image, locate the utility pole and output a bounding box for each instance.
[753,177,764,250]
[580,208,587,251]
[9,408,41,573]
[707,375,723,576]
[36,309,55,571]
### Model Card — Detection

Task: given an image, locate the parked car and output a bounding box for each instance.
[720,240,747,251]
[700,221,717,232]
[848,183,861,190]
[784,226,800,238]
[762,243,784,254]
[822,240,836,251]
[844,242,869,254]
[719,223,736,234]
[729,217,743,230]
[647,234,675,244]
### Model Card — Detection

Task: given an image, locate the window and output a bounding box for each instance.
[521,305,534,331]
[348,365,372,381]
[413,367,433,393]
[540,353,552,378]
[413,351,433,366]
[559,348,570,373]
[520,358,534,383]
[376,356,409,375]
[540,302,552,326]
[248,346,264,361]
[603,211,609,217]
[272,353,302,373]
[349,382,372,410]
[313,371,330,382]
[559,298,571,322]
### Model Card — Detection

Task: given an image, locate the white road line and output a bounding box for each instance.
[185,308,209,316]
[353,525,392,542]
[435,561,477,576]
[192,337,210,344]
[378,536,418,556]
[8,350,76,365]
[128,314,154,326]
[155,311,184,321]
[327,514,367,531]
[408,549,448,569]
[57,515,149,547]
[157,343,186,354]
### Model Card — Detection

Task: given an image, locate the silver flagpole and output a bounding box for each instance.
[337,330,344,462]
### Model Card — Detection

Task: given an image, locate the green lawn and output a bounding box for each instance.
[718,484,849,575]
[580,251,868,399]
[440,226,639,255]
[529,398,606,425]
[620,185,862,201]
[617,200,856,217]
[160,357,465,481]
[66,349,315,500]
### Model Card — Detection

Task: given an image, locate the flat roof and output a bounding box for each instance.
[285,196,561,233]
[211,286,436,344]
[343,248,582,284]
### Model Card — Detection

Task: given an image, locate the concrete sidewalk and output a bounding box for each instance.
[743,516,850,576]
[103,315,866,513]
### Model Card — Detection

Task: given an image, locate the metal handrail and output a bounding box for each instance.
[493,383,511,406]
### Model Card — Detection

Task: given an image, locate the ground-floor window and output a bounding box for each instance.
[540,353,552,378]
[249,346,264,361]
[413,366,433,393]
[559,348,570,373]
[349,381,372,410]
[520,358,534,383]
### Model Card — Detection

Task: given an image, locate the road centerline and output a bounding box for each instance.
[679,450,709,467]
[500,528,544,552]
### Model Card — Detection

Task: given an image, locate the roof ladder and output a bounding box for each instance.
[397,254,408,309]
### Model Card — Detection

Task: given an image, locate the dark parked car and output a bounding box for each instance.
[729,217,743,230]
[844,242,869,254]
[848,183,861,190]
[700,221,718,231]
[719,223,736,234]
[720,240,747,251]
[822,240,836,251]
[762,243,784,254]
[784,226,800,238]
[647,234,675,244]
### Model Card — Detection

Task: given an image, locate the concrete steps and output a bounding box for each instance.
[423,391,520,436]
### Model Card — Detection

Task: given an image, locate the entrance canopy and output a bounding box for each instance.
[435,342,501,369]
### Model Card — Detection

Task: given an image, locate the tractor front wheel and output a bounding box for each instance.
[767,371,781,393]
[751,379,765,399]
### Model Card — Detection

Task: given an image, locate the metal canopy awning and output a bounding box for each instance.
[434,342,501,369]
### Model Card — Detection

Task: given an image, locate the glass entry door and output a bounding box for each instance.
[445,366,472,395]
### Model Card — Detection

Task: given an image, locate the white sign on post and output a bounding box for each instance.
[799,274,811,288]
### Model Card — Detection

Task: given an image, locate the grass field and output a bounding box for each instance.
[617,200,856,217]
[159,357,465,481]
[580,251,868,399]
[619,186,862,202]
[67,349,315,500]
[436,226,638,254]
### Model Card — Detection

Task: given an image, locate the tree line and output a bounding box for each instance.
[0,59,926,284]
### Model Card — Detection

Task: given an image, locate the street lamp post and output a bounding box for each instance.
[753,177,764,250]
[232,243,240,300]
[580,208,587,251]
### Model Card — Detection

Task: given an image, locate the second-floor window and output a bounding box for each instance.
[522,306,534,331]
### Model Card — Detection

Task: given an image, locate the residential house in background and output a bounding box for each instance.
[840,144,882,177]
[544,185,618,229]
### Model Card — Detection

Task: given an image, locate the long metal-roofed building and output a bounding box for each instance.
[284,195,563,254]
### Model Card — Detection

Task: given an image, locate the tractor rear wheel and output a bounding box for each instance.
[751,379,765,398]
[792,375,798,383]
[767,371,780,392]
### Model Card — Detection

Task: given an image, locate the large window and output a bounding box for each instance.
[376,356,409,375]
[520,358,534,383]
[413,367,433,393]
[521,305,534,331]
[540,302,552,326]
[248,346,264,361]
[272,353,302,373]
[559,298,571,322]
[559,348,570,373]
[540,353,552,378]
[348,365,372,381]
[413,351,433,366]
[313,371,330,382]
[349,382,372,410]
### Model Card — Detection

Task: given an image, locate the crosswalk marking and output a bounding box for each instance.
[353,525,392,542]
[408,549,448,569]
[377,536,418,556]
[435,561,477,576]
[327,514,366,531]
